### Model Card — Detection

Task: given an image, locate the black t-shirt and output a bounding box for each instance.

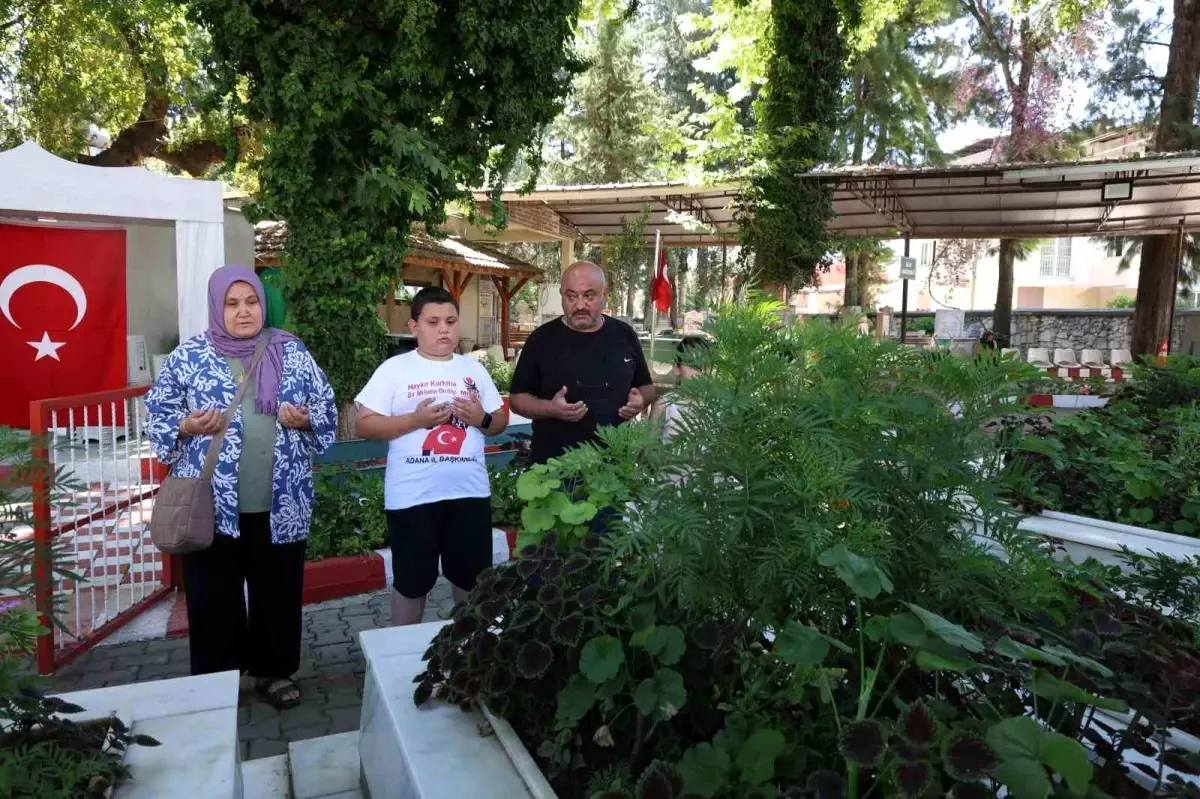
[511,316,652,463]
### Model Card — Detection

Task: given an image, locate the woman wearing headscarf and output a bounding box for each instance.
[146,265,336,709]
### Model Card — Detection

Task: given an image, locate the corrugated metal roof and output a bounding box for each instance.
[254,221,542,277]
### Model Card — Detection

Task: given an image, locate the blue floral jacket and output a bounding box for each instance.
[145,334,337,544]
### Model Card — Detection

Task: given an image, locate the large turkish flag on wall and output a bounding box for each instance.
[0,224,127,428]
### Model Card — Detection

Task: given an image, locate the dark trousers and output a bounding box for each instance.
[182,512,307,680]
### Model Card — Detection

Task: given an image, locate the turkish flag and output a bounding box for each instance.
[0,224,127,428]
[651,248,671,314]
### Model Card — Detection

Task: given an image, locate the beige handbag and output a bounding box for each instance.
[150,334,270,555]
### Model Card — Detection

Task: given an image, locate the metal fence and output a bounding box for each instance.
[30,386,176,674]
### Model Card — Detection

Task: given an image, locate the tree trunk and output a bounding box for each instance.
[1131,0,1200,355]
[697,248,711,307]
[625,272,636,318]
[994,239,1016,346]
[843,250,859,308]
[857,252,874,309]
[1131,235,1182,355]
[643,245,656,328]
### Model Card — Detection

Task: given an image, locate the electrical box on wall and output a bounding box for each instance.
[127,334,151,385]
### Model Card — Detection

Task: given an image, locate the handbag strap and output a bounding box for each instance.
[199,333,272,481]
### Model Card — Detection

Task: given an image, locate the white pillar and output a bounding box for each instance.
[175,220,224,341]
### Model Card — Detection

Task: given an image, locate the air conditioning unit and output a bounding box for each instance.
[127,334,151,385]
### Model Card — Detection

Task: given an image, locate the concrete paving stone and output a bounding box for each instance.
[308,625,351,646]
[248,737,288,760]
[291,659,319,681]
[277,702,327,731]
[238,705,250,725]
[113,650,171,669]
[323,684,361,709]
[339,603,374,618]
[295,676,326,697]
[137,662,190,681]
[97,641,149,657]
[311,643,354,666]
[240,717,283,741]
[306,608,344,626]
[143,636,189,652]
[326,705,361,734]
[344,616,378,635]
[246,700,281,726]
[321,663,360,683]
[74,667,137,691]
[287,721,334,742]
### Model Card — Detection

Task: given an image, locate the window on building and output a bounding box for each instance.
[919,242,935,266]
[1105,237,1128,258]
[1039,239,1072,278]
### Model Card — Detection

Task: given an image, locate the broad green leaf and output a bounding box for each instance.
[1029,670,1129,712]
[520,503,557,533]
[514,527,544,552]
[986,716,1043,761]
[679,742,732,797]
[915,649,978,673]
[559,500,598,525]
[905,603,984,653]
[555,674,597,728]
[1040,645,1113,678]
[516,468,559,500]
[817,544,894,599]
[993,637,1067,666]
[580,636,625,684]
[863,615,891,642]
[1127,506,1154,524]
[735,729,786,785]
[994,758,1052,799]
[645,625,686,665]
[888,612,928,647]
[1040,733,1093,795]
[595,668,628,701]
[630,625,656,648]
[630,602,656,632]
[633,668,687,719]
[1124,480,1157,501]
[774,621,829,668]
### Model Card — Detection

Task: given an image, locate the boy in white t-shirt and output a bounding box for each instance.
[355,287,508,626]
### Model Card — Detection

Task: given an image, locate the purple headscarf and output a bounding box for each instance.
[206,265,297,415]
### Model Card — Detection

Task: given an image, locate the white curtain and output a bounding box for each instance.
[175,220,224,341]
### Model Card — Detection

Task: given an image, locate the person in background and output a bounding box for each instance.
[355,287,508,626]
[651,336,711,443]
[977,329,999,357]
[145,265,337,709]
[509,262,654,464]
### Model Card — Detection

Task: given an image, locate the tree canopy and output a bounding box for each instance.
[0,0,243,177]
[187,0,585,409]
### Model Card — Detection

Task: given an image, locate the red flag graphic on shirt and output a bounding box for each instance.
[0,224,127,428]
[651,248,671,314]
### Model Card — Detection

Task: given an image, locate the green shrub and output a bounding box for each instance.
[307,466,387,561]
[1111,353,1200,413]
[480,354,515,393]
[489,463,523,528]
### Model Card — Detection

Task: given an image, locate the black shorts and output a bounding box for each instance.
[386,497,492,598]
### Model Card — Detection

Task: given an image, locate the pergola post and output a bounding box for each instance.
[492,275,530,358]
[441,269,473,302]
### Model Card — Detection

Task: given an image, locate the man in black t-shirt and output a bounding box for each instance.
[511,262,655,464]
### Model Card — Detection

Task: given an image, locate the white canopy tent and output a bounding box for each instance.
[0,141,225,341]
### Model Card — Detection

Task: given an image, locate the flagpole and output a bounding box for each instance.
[650,229,662,369]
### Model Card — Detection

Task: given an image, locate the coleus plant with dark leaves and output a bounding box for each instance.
[413,531,756,799]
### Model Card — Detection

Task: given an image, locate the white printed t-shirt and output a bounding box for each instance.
[355,351,504,510]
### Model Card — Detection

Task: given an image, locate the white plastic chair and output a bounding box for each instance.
[1027,348,1053,369]
[1111,349,1133,368]
[1080,348,1110,377]
[1053,349,1081,369]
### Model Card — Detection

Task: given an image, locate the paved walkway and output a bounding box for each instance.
[47,580,456,761]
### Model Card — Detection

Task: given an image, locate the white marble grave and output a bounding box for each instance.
[53,670,242,799]
[358,621,551,799]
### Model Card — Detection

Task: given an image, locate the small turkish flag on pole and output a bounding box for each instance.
[0,224,127,428]
[651,239,672,314]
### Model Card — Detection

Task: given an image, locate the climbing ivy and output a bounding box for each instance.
[738,0,855,288]
[188,0,585,410]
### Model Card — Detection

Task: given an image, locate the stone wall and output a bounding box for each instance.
[957,309,1188,353]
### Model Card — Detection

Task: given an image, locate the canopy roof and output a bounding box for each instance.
[484,151,1200,247]
[254,221,542,279]
[805,151,1200,239]
[476,181,741,247]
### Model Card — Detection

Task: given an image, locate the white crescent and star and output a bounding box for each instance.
[436,430,456,446]
[0,264,89,362]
